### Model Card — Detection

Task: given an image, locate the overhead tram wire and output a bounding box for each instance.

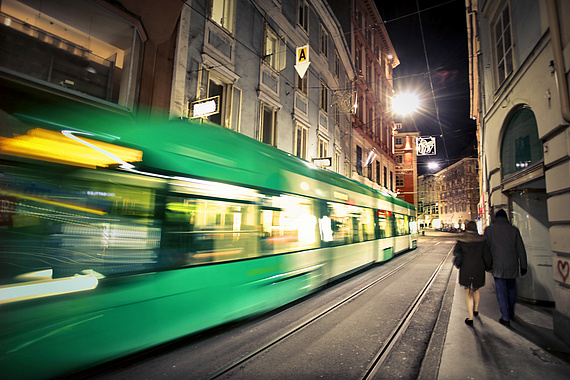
[415,0,450,166]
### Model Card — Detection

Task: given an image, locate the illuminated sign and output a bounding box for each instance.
[191,96,220,118]
[417,136,436,156]
[312,157,332,167]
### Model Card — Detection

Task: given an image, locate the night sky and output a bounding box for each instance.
[376,0,477,175]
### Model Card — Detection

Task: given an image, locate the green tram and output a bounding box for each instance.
[0,111,417,379]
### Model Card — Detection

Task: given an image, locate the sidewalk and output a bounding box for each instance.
[437,268,570,379]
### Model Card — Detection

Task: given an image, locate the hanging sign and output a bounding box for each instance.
[417,136,436,156]
[191,96,220,118]
[295,45,310,79]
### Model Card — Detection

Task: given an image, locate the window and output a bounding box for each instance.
[264,24,286,72]
[320,24,328,58]
[320,81,329,113]
[298,0,309,33]
[197,66,241,129]
[383,166,387,187]
[396,174,404,187]
[501,108,543,178]
[296,72,308,95]
[494,3,513,85]
[211,0,235,33]
[261,195,318,254]
[0,0,143,110]
[294,122,308,159]
[323,203,375,245]
[396,154,403,164]
[335,51,340,78]
[376,161,381,184]
[318,136,328,158]
[260,102,277,146]
[356,145,363,175]
[395,137,403,146]
[390,171,394,191]
[335,150,341,173]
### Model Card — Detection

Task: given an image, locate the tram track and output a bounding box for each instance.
[205,240,454,380]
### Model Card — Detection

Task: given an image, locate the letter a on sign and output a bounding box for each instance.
[295,44,310,79]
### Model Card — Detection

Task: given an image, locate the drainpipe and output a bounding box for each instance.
[547,0,570,122]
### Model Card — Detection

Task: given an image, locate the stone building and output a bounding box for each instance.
[394,130,420,207]
[437,157,480,230]
[329,0,399,194]
[466,0,570,344]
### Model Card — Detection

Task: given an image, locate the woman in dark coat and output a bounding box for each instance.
[453,221,493,326]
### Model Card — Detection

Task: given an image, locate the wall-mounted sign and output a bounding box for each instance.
[312,157,332,167]
[295,44,310,79]
[417,136,436,156]
[191,96,220,118]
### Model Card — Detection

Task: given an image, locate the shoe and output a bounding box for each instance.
[473,311,479,317]
[465,318,474,326]
[499,318,510,327]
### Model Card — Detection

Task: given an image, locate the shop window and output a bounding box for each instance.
[0,0,143,110]
[501,108,543,178]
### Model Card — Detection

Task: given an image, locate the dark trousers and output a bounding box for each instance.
[494,277,517,320]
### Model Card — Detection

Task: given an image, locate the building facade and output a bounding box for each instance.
[437,157,480,229]
[417,174,441,229]
[466,0,570,344]
[329,0,399,195]
[394,130,420,207]
[171,0,356,175]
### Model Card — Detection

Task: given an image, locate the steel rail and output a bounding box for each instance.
[204,241,450,380]
[359,244,454,380]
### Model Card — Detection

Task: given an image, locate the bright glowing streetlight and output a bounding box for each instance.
[428,162,439,170]
[392,92,420,116]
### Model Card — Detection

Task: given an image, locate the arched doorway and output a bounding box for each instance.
[500,106,554,303]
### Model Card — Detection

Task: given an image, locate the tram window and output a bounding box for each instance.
[260,195,318,254]
[395,213,410,236]
[0,165,160,286]
[163,197,259,265]
[325,203,375,245]
[377,210,393,238]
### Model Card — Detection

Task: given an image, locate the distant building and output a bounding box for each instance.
[394,130,419,207]
[437,158,479,229]
[466,0,570,345]
[417,174,440,229]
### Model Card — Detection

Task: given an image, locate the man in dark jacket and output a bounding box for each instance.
[484,209,528,326]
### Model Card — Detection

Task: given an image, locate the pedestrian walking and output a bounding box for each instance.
[484,209,528,326]
[453,221,493,326]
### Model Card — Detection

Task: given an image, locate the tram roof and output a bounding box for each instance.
[6,104,413,210]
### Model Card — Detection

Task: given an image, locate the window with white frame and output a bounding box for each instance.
[264,23,286,72]
[298,0,309,33]
[320,24,328,58]
[320,80,329,113]
[196,66,240,130]
[318,136,328,158]
[260,102,278,146]
[335,150,341,173]
[296,72,308,95]
[294,122,308,159]
[494,3,513,85]
[335,51,340,78]
[210,0,235,33]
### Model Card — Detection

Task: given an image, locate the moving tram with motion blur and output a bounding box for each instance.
[0,110,417,379]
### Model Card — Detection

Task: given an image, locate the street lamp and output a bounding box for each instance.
[428,162,439,171]
[392,92,420,116]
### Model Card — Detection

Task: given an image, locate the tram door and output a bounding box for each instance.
[509,188,555,303]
